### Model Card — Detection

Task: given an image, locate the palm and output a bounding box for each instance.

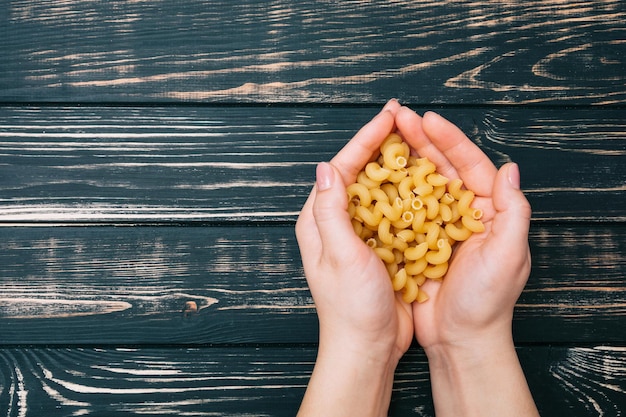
[309,236,414,355]
[412,218,494,349]
[353,248,415,355]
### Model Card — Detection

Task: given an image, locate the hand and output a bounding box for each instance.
[395,106,531,351]
[295,100,414,417]
[395,106,538,417]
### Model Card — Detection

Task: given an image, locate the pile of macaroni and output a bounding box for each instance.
[347,133,484,303]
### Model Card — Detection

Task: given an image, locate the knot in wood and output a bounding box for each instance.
[183,301,198,317]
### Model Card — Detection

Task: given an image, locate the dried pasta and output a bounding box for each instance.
[347,133,485,303]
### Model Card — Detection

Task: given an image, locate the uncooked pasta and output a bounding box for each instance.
[348,133,484,303]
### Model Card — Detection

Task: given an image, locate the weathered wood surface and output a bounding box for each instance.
[1,0,624,104]
[1,106,624,223]
[1,0,625,416]
[0,225,624,345]
[0,346,624,417]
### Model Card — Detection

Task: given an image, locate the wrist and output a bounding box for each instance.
[424,328,515,371]
[317,331,400,394]
[297,335,399,417]
[424,330,538,417]
[318,323,404,373]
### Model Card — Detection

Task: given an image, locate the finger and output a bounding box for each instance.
[296,100,399,271]
[295,186,321,258]
[395,106,460,179]
[421,111,498,196]
[311,162,365,260]
[482,163,532,273]
[330,99,400,185]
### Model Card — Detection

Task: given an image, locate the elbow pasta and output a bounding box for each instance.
[347,133,485,303]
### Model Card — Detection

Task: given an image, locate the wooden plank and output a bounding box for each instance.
[1,106,624,223]
[0,225,623,345]
[0,346,623,416]
[1,0,624,104]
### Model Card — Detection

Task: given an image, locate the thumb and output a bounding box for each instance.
[485,163,532,270]
[312,162,363,260]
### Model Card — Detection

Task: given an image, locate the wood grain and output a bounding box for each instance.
[1,106,624,223]
[1,0,624,104]
[524,346,626,417]
[0,346,623,417]
[1,1,624,415]
[0,225,623,345]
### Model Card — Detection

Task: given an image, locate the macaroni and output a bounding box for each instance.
[405,258,428,276]
[347,183,372,207]
[388,167,408,183]
[401,277,419,303]
[425,238,452,265]
[347,133,485,304]
[421,194,439,220]
[378,217,394,245]
[355,205,382,228]
[439,203,453,222]
[366,162,391,182]
[369,187,390,204]
[375,198,403,222]
[396,229,416,243]
[392,268,408,291]
[405,241,429,261]
[444,222,473,241]
[357,171,380,189]
[447,178,464,200]
[462,214,486,233]
[424,262,448,279]
[398,176,415,200]
[383,142,409,170]
[457,189,475,216]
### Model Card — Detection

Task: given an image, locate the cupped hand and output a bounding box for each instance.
[394,107,532,352]
[295,99,414,364]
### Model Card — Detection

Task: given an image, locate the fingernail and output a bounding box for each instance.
[316,162,334,191]
[508,163,521,190]
[379,99,399,115]
[423,110,441,119]
[384,98,398,108]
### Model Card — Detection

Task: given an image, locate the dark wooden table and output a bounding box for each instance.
[1,1,624,415]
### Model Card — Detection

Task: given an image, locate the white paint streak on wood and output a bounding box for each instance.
[550,347,626,417]
[38,379,90,410]
[207,287,310,295]
[51,161,317,169]
[42,368,305,395]
[0,208,301,222]
[0,298,132,319]
[216,305,315,312]
[524,185,626,193]
[88,365,310,384]
[0,293,219,319]
[72,46,484,90]
[90,366,181,376]
[514,303,626,317]
[15,367,27,417]
[0,130,332,138]
[174,181,311,190]
[27,360,92,410]
[161,48,493,100]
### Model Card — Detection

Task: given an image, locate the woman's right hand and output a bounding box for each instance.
[395,106,539,417]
